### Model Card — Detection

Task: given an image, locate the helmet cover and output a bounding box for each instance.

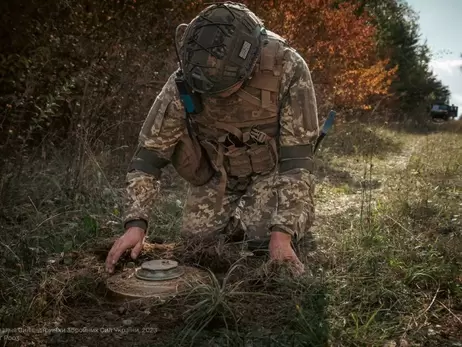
[179,2,266,95]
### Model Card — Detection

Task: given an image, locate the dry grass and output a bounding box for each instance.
[1,120,461,346]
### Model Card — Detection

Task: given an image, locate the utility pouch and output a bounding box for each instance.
[171,133,214,186]
[248,143,276,174]
[225,147,253,178]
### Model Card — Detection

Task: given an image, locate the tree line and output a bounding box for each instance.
[0,0,451,155]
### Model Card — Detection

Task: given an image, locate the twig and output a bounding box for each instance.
[145,80,168,86]
[438,301,462,326]
[411,286,440,334]
[384,214,413,234]
[28,195,39,215]
[423,287,439,315]
[0,241,21,261]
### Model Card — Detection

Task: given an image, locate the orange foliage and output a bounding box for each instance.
[185,0,396,109]
[246,0,396,108]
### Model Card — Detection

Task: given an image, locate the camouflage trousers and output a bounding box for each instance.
[180,170,316,249]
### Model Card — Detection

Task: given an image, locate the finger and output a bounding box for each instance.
[106,240,126,273]
[106,255,116,273]
[291,258,305,277]
[110,241,129,266]
[105,241,120,273]
[131,241,143,259]
[295,262,305,276]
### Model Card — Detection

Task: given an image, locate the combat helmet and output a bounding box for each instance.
[175,2,267,95]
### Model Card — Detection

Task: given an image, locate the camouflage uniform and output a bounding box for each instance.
[123,32,319,246]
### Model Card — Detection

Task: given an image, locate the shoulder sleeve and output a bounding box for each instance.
[268,47,319,239]
[278,47,319,147]
[138,71,187,158]
[122,71,186,232]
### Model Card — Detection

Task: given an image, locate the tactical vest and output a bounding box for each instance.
[184,32,287,210]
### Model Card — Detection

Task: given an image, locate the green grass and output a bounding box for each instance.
[313,124,462,346]
[0,121,461,346]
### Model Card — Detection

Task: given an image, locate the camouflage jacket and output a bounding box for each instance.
[123,43,319,236]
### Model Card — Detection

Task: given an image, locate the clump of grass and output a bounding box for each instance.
[177,263,246,346]
[165,260,330,347]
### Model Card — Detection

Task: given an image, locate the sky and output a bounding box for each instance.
[405,0,462,118]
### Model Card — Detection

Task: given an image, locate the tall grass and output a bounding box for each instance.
[0,121,461,346]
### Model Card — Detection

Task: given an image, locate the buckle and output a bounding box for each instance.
[250,128,269,143]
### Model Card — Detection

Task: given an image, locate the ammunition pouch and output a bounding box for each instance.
[248,142,276,174]
[221,141,276,178]
[225,147,253,177]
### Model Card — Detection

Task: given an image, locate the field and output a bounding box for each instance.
[1,120,461,347]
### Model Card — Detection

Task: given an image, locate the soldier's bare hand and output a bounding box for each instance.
[269,231,305,277]
[105,227,145,273]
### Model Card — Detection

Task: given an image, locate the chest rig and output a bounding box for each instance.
[188,33,287,210]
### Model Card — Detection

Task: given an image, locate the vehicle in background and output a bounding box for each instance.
[429,103,459,122]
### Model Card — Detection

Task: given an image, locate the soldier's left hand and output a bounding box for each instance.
[269,231,305,276]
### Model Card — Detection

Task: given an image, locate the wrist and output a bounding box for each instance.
[124,219,147,233]
[270,230,292,244]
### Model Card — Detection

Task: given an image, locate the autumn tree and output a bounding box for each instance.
[239,0,396,111]
[166,0,397,111]
[351,0,451,117]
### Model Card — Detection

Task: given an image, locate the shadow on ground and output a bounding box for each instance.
[387,118,462,135]
[315,159,382,192]
[398,200,462,236]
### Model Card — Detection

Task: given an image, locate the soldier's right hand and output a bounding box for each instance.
[105,227,145,273]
